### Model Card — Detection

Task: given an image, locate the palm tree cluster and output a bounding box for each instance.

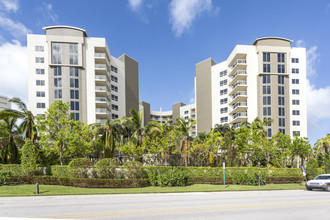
[0,98,329,169]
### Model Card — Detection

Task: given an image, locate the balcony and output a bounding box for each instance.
[95,86,111,99]
[229,80,247,96]
[229,70,247,86]
[231,112,248,124]
[230,102,248,115]
[95,53,106,58]
[95,108,111,119]
[95,97,110,109]
[96,119,106,123]
[95,75,110,88]
[229,59,247,76]
[230,91,248,105]
[233,122,242,130]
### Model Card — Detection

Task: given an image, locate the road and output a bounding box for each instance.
[0,190,329,219]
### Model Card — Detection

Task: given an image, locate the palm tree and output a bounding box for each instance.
[0,97,36,143]
[175,117,196,167]
[0,117,22,164]
[315,134,330,156]
[129,109,144,150]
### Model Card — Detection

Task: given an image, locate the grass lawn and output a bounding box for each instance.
[0,183,306,197]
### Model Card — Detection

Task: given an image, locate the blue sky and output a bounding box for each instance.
[0,0,329,145]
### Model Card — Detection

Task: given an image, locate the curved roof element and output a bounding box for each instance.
[43,25,87,37]
[253,37,293,45]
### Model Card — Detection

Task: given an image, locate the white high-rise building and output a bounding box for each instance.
[0,96,11,111]
[196,37,307,138]
[27,26,139,124]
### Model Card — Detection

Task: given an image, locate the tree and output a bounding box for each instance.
[21,140,39,175]
[234,125,252,166]
[292,133,311,167]
[273,131,292,168]
[0,116,22,164]
[175,117,196,167]
[129,109,144,151]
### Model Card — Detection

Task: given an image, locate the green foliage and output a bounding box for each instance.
[325,158,330,173]
[0,164,23,176]
[51,165,70,178]
[95,158,118,178]
[124,161,144,179]
[0,170,12,185]
[68,158,92,178]
[21,140,39,176]
[306,159,319,180]
[147,167,190,187]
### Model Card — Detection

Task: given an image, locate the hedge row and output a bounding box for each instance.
[8,176,150,188]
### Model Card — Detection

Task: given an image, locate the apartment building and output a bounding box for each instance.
[27,26,139,124]
[0,96,11,111]
[196,37,307,138]
[140,101,197,136]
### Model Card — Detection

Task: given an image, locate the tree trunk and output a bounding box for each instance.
[59,144,64,166]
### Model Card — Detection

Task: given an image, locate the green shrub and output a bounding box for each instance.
[0,170,12,185]
[0,164,22,176]
[51,165,70,178]
[21,140,40,176]
[306,159,319,180]
[147,167,190,187]
[68,158,92,178]
[95,158,118,179]
[124,161,144,179]
[325,158,330,173]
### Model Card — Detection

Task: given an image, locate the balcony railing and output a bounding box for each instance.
[232,80,247,90]
[95,53,106,58]
[96,108,111,118]
[233,123,242,129]
[231,59,247,69]
[231,91,248,100]
[96,119,106,123]
[233,112,248,119]
[231,70,247,80]
[95,64,107,70]
[232,102,247,110]
[95,75,110,85]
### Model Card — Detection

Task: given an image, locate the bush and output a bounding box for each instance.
[95,158,118,179]
[147,167,190,187]
[0,164,22,176]
[0,170,12,185]
[124,161,144,179]
[51,165,70,178]
[306,159,319,180]
[68,158,92,178]
[325,158,330,173]
[21,140,39,176]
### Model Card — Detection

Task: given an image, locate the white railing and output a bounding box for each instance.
[231,91,248,100]
[95,64,107,70]
[233,112,248,119]
[233,123,242,129]
[95,86,106,91]
[95,53,106,58]
[232,80,247,89]
[96,119,106,123]
[231,70,247,80]
[231,59,247,69]
[95,75,110,85]
[232,102,248,110]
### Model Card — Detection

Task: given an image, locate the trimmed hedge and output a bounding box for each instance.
[0,164,23,176]
[8,176,150,188]
[51,165,71,178]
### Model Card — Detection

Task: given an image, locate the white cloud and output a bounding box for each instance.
[128,0,143,12]
[295,39,305,48]
[306,46,319,77]
[0,0,19,12]
[169,0,219,37]
[36,3,58,25]
[0,13,32,40]
[0,40,28,103]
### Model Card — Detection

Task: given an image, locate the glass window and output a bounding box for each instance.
[292,58,299,63]
[111,75,118,83]
[279,107,285,116]
[184,110,189,114]
[35,45,44,52]
[111,94,118,101]
[52,54,62,64]
[292,68,299,74]
[70,90,79,100]
[220,89,228,96]
[292,79,299,84]
[69,43,78,53]
[36,80,45,86]
[263,85,271,95]
[263,64,271,73]
[70,78,79,88]
[279,118,285,127]
[70,55,78,65]
[52,43,61,53]
[54,67,62,76]
[278,53,285,63]
[293,110,300,115]
[220,98,228,105]
[263,107,271,116]
[263,52,270,62]
[278,86,284,95]
[278,97,285,106]
[112,114,119,119]
[262,75,271,84]
[111,104,118,111]
[54,78,62,87]
[220,107,228,114]
[36,57,44,63]
[279,129,285,134]
[111,65,118,73]
[220,80,227,86]
[36,69,45,75]
[70,101,79,111]
[220,70,227,77]
[111,85,118,92]
[54,89,62,99]
[292,89,300,95]
[263,96,271,105]
[293,131,300,136]
[267,128,272,138]
[293,120,300,126]
[278,75,284,84]
[36,91,45,97]
[278,64,285,73]
[292,100,300,105]
[70,67,79,77]
[36,103,45,108]
[221,117,228,123]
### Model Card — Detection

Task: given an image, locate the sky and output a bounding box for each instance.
[0,0,329,145]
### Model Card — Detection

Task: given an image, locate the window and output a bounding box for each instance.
[220,79,227,86]
[70,101,79,111]
[54,89,62,99]
[220,107,228,114]
[263,64,270,73]
[279,129,285,134]
[112,114,118,119]
[184,110,189,114]
[220,89,227,96]
[267,117,272,126]
[292,89,300,95]
[69,55,78,65]
[69,43,78,53]
[52,43,62,64]
[35,57,44,63]
[111,75,118,83]
[267,128,272,138]
[292,58,299,63]
[263,52,270,62]
[54,78,62,87]
[54,67,62,76]
[70,90,79,100]
[263,85,271,94]
[221,117,228,123]
[279,118,285,127]
[72,113,79,121]
[36,69,45,75]
[36,80,45,86]
[293,120,300,126]
[111,65,118,73]
[278,64,285,73]
[220,98,228,105]
[70,67,79,77]
[293,110,300,115]
[36,91,45,97]
[263,107,271,116]
[111,104,118,111]
[52,54,62,64]
[278,86,284,95]
[279,107,285,116]
[292,100,300,105]
[263,96,271,105]
[52,43,61,53]
[220,70,227,77]
[36,103,45,108]
[292,79,299,84]
[293,131,300,136]
[262,75,271,84]
[111,85,118,92]
[292,68,299,74]
[278,97,285,106]
[70,78,79,88]
[111,94,118,101]
[278,75,284,84]
[35,45,44,52]
[278,53,285,63]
